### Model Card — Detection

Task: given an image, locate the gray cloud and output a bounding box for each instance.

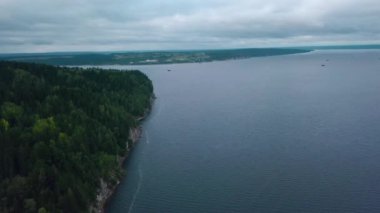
[0,0,379,53]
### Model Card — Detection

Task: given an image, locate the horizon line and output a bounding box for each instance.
[0,44,379,55]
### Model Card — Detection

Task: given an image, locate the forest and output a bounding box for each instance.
[0,61,153,212]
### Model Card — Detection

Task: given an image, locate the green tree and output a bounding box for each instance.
[1,102,23,125]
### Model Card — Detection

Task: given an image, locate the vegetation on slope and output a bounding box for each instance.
[0,61,153,212]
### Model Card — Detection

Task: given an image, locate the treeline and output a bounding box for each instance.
[0,61,153,212]
[0,48,311,65]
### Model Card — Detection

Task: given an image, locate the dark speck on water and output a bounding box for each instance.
[101,50,380,213]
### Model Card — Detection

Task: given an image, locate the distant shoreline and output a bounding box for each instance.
[5,46,379,67]
[0,48,311,66]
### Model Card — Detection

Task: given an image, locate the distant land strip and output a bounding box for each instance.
[0,48,311,66]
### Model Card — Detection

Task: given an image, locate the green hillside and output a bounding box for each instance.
[0,61,153,212]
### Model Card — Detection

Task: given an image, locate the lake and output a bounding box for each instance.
[100,50,380,212]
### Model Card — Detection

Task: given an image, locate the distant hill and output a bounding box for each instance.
[0,48,310,66]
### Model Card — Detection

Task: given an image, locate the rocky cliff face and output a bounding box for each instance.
[90,126,142,213]
[90,96,154,213]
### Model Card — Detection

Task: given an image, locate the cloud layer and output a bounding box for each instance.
[1,0,380,52]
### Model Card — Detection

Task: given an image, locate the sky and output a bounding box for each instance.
[0,0,380,53]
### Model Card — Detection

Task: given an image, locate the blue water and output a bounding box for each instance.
[102,50,380,213]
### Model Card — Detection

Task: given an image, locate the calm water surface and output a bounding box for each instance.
[101,50,380,213]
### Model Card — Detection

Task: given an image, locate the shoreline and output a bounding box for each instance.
[1,49,313,66]
[90,95,155,213]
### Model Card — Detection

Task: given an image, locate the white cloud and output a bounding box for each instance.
[0,0,379,52]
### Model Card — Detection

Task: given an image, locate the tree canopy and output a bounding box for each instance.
[0,61,153,212]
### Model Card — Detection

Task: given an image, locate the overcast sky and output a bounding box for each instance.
[1,0,380,53]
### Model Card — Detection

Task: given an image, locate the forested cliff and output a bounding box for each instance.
[0,61,153,212]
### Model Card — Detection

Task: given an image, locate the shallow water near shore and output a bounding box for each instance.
[98,50,380,213]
